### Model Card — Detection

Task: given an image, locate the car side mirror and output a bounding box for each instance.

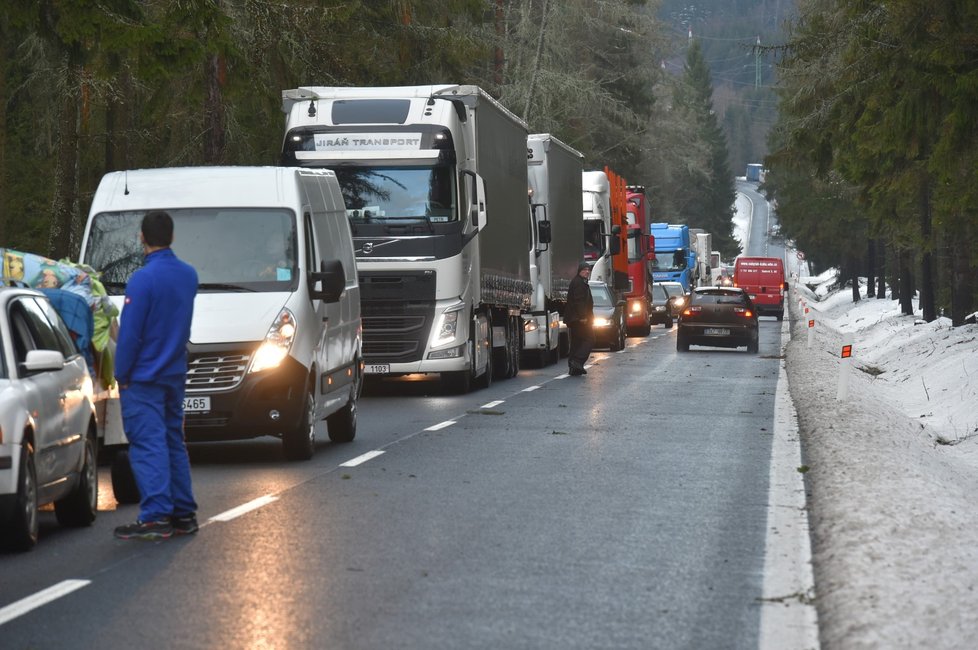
[21,349,67,374]
[309,259,346,303]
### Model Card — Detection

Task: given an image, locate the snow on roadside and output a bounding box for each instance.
[785,273,978,649]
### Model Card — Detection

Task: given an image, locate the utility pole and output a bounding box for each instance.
[754,36,761,88]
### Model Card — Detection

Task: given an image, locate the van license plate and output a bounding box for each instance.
[364,364,390,374]
[704,328,730,336]
[182,396,211,413]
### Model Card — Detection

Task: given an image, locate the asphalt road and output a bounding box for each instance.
[1,185,801,649]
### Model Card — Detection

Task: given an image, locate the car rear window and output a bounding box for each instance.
[691,290,747,305]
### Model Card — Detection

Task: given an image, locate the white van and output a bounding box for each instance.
[79,166,362,462]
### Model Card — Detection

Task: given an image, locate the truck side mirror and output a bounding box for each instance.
[309,259,346,303]
[609,236,621,256]
[537,218,552,245]
[462,170,487,230]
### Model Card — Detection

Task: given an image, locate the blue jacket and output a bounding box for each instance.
[115,248,197,384]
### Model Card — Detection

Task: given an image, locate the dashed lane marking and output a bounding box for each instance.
[209,495,280,523]
[0,579,91,627]
[424,420,456,431]
[340,450,386,467]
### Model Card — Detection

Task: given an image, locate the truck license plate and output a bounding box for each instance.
[704,328,730,336]
[364,364,390,374]
[182,396,211,413]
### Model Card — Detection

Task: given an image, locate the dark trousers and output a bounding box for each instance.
[568,320,594,370]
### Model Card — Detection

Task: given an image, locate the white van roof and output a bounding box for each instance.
[88,166,341,213]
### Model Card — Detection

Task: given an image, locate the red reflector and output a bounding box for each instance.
[841,345,852,358]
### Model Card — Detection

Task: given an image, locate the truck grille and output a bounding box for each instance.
[186,352,251,391]
[359,271,436,364]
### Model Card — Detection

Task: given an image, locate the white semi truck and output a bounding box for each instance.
[581,170,621,292]
[281,85,533,392]
[523,134,584,366]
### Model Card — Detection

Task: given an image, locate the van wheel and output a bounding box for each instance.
[1,441,39,551]
[55,432,98,527]
[111,449,140,504]
[283,388,316,461]
[327,367,359,443]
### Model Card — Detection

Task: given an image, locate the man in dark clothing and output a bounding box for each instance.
[114,211,199,541]
[565,261,594,376]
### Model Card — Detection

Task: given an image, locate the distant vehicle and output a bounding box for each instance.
[746,163,763,182]
[648,282,674,328]
[588,281,626,352]
[650,223,694,291]
[733,256,787,320]
[657,281,688,319]
[624,185,654,337]
[0,287,98,551]
[676,287,759,353]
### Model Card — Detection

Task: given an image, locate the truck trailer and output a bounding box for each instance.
[281,85,533,392]
[524,134,584,366]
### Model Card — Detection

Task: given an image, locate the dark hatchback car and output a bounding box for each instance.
[648,282,674,328]
[676,287,759,353]
[588,281,626,351]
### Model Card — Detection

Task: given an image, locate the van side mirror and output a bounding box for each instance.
[309,259,346,303]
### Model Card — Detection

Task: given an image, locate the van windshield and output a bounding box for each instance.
[332,165,457,224]
[83,208,298,294]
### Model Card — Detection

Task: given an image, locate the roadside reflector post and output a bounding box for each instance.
[807,318,814,348]
[837,333,853,401]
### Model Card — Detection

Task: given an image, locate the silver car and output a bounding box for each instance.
[0,287,98,551]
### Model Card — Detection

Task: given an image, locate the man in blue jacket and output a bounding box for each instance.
[114,211,199,540]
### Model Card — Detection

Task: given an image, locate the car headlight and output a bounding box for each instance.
[250,308,297,373]
[593,316,611,328]
[431,302,465,347]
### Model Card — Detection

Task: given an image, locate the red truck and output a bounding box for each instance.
[733,256,787,320]
[624,185,655,336]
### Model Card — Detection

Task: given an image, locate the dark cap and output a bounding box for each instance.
[578,261,591,272]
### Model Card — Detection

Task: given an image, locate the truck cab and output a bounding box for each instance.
[650,223,694,291]
[624,186,654,336]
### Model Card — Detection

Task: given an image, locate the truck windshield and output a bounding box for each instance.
[652,250,686,272]
[83,208,298,294]
[583,221,605,260]
[333,165,457,224]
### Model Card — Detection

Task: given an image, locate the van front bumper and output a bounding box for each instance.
[183,354,309,442]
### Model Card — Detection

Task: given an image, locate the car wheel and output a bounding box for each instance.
[748,330,760,353]
[664,317,673,329]
[1,441,39,551]
[55,432,98,527]
[327,364,359,443]
[111,449,141,504]
[283,386,316,461]
[677,329,690,352]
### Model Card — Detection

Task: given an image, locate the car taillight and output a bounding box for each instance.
[734,307,753,318]
[683,305,702,316]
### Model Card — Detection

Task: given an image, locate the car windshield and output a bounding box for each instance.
[332,165,457,223]
[589,284,613,307]
[662,284,685,298]
[650,284,669,301]
[83,208,298,294]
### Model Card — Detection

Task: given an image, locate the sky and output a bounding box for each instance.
[734,191,978,648]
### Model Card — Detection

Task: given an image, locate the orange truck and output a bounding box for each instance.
[733,256,787,320]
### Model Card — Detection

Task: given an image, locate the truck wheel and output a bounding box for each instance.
[283,388,316,461]
[111,449,141,505]
[476,321,494,389]
[1,441,39,551]
[55,431,98,527]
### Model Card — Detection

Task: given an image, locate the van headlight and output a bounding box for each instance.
[431,302,464,347]
[250,308,297,373]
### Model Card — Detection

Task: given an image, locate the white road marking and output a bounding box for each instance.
[424,420,456,431]
[340,450,385,467]
[209,495,280,522]
[556,373,570,379]
[481,400,505,409]
[522,385,541,392]
[0,579,90,627]
[759,320,820,649]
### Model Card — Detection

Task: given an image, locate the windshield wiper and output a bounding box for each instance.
[197,283,257,292]
[382,214,435,234]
